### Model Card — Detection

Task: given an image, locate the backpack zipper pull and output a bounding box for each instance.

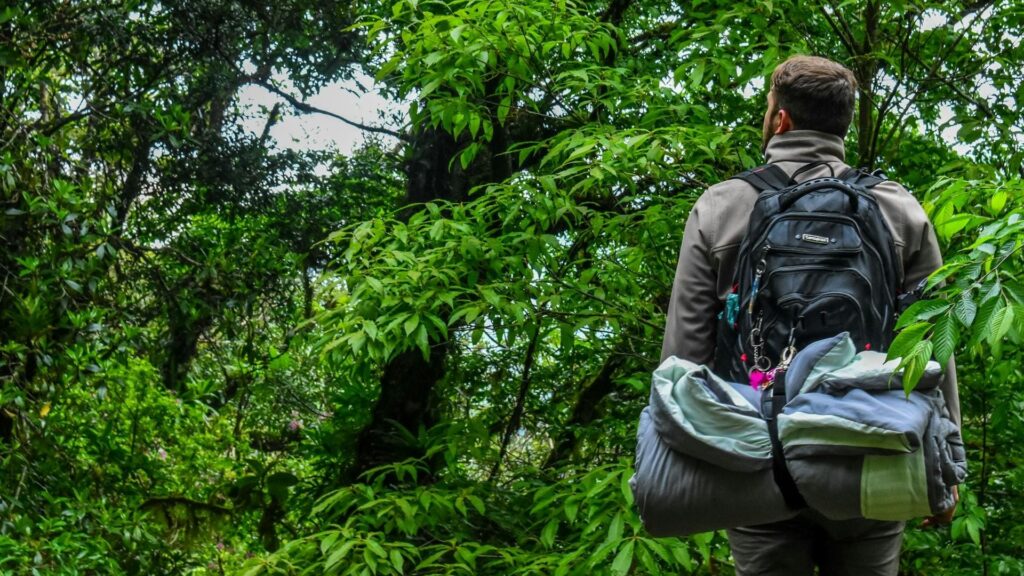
[748,245,769,314]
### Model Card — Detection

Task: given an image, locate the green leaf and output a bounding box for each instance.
[886,322,930,362]
[364,320,379,340]
[0,7,22,26]
[611,541,634,576]
[671,545,694,571]
[690,60,705,88]
[540,519,558,549]
[415,324,430,359]
[987,302,1014,345]
[268,352,294,371]
[564,499,580,523]
[480,287,502,308]
[895,299,950,330]
[320,532,341,556]
[325,541,355,569]
[970,298,1001,347]
[497,95,512,124]
[900,340,933,394]
[620,470,633,506]
[404,314,420,335]
[460,143,478,169]
[390,549,405,573]
[952,294,977,327]
[606,511,624,543]
[692,531,713,562]
[935,214,971,241]
[951,517,965,541]
[966,517,982,545]
[366,539,387,558]
[636,543,659,574]
[240,565,265,576]
[981,278,1002,302]
[925,262,961,292]
[931,314,959,366]
[364,548,379,572]
[420,77,442,98]
[559,323,574,354]
[350,331,367,354]
[644,539,674,566]
[467,495,485,515]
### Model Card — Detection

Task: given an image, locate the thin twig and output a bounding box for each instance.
[488,319,542,481]
[252,80,410,142]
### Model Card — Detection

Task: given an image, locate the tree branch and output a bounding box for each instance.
[876,7,991,156]
[627,20,681,49]
[259,102,282,145]
[599,0,633,25]
[489,319,543,482]
[252,80,409,142]
[543,348,626,469]
[817,4,857,58]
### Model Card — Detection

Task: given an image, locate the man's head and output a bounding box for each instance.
[762,56,858,151]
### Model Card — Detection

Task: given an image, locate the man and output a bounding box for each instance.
[661,55,961,575]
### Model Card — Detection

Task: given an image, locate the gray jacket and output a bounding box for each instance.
[661,130,960,424]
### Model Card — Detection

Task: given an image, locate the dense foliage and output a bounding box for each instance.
[1,0,1022,574]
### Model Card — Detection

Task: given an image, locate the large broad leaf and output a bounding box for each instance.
[987,303,1015,345]
[900,340,933,394]
[969,298,1002,348]
[895,299,950,330]
[932,313,959,366]
[952,293,977,328]
[611,540,634,576]
[887,322,931,362]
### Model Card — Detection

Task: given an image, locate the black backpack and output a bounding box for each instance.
[712,163,903,385]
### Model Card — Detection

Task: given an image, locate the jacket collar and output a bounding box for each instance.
[764,130,846,164]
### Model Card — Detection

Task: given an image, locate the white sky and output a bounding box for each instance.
[236,71,404,155]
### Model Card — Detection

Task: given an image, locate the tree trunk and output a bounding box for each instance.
[161,308,213,393]
[353,343,449,476]
[543,351,626,469]
[350,125,468,478]
[856,1,880,168]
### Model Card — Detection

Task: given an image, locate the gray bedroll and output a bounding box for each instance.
[631,333,966,537]
[630,407,795,537]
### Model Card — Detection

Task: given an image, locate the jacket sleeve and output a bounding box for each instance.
[661,196,720,365]
[904,213,962,426]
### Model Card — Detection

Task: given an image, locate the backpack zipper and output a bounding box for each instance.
[760,214,864,256]
[748,243,770,314]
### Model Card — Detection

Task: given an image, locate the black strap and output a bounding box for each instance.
[791,160,835,180]
[839,167,886,189]
[735,164,888,193]
[732,164,793,192]
[761,371,808,510]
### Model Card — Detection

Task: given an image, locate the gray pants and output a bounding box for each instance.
[727,510,904,576]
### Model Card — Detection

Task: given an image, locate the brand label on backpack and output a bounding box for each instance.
[798,233,830,245]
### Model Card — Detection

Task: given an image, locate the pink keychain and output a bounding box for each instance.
[749,369,773,390]
[750,344,797,391]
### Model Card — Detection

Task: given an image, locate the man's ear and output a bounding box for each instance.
[774,109,793,134]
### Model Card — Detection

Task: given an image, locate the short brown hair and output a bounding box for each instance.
[770,56,858,137]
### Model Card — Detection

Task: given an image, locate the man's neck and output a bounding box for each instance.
[764,130,846,165]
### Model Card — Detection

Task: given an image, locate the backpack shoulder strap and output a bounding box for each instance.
[840,167,887,189]
[731,164,793,192]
